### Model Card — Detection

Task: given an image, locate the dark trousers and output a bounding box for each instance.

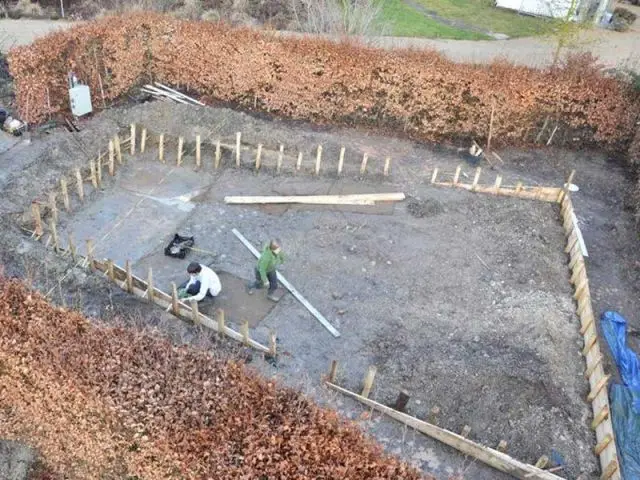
[180,280,214,299]
[254,268,277,293]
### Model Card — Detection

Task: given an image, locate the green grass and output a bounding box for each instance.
[410,0,554,37]
[380,0,491,39]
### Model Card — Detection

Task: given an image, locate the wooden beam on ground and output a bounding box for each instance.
[325,381,565,480]
[224,193,405,206]
[232,228,340,337]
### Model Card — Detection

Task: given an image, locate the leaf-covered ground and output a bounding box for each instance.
[0,278,426,479]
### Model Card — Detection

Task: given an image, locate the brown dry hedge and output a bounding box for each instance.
[7,13,640,148]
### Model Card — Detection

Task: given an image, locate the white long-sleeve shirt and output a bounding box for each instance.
[185,264,222,301]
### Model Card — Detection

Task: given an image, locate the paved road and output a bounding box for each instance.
[0,17,638,69]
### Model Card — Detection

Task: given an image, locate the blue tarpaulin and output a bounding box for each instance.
[601,311,640,479]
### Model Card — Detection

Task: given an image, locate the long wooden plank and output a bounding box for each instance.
[326,382,564,480]
[224,193,405,205]
[232,228,340,337]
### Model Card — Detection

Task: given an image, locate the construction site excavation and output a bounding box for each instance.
[7,95,636,480]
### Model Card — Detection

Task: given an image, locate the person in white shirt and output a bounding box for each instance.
[178,262,222,302]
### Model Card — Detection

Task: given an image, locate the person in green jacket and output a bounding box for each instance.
[247,239,285,301]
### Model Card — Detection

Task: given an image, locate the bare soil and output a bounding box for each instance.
[0,100,639,479]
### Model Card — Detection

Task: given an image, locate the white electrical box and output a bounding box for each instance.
[69,84,93,117]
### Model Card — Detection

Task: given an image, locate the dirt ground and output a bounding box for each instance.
[1,100,639,479]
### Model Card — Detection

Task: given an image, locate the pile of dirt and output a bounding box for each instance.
[0,278,426,479]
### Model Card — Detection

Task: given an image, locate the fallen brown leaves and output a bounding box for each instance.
[8,13,640,149]
[0,278,427,479]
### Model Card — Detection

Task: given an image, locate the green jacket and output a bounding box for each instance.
[257,246,285,284]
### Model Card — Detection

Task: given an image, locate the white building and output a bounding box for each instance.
[495,0,611,22]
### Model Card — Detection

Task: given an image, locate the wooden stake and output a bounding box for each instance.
[125,260,133,293]
[496,440,507,452]
[108,140,115,175]
[277,145,284,173]
[594,434,612,456]
[535,116,550,144]
[255,144,263,170]
[587,375,610,402]
[472,167,482,191]
[96,153,102,186]
[31,202,43,236]
[114,135,122,164]
[338,146,345,175]
[269,330,277,357]
[591,405,609,430]
[75,168,84,202]
[296,151,303,171]
[60,178,70,211]
[67,233,77,261]
[171,282,179,315]
[241,320,250,346]
[487,100,495,151]
[431,168,439,184]
[147,267,154,302]
[195,134,201,167]
[235,132,241,167]
[582,333,597,356]
[177,136,184,166]
[460,425,471,438]
[453,165,461,184]
[49,219,59,253]
[494,175,502,193]
[140,128,147,153]
[86,239,95,271]
[214,140,221,169]
[515,181,523,193]
[602,460,619,480]
[315,145,322,175]
[159,134,165,162]
[566,169,576,187]
[360,153,368,175]
[328,360,338,383]
[394,390,410,412]
[362,365,377,398]
[191,299,200,325]
[383,156,391,176]
[585,354,603,379]
[130,124,136,155]
[48,192,58,223]
[546,124,559,146]
[217,309,225,337]
[90,160,98,189]
[107,260,115,281]
[534,455,549,469]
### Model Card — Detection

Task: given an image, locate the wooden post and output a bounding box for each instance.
[472,167,482,191]
[431,168,439,184]
[177,136,184,166]
[328,360,338,383]
[60,178,70,212]
[487,100,495,151]
[496,440,507,452]
[159,134,165,162]
[277,145,284,173]
[114,135,122,164]
[360,153,368,175]
[255,144,263,170]
[338,147,345,175]
[171,282,179,315]
[125,260,133,293]
[361,365,377,398]
[89,160,98,188]
[107,260,115,281]
[315,145,322,175]
[383,157,391,176]
[49,219,59,253]
[96,153,102,187]
[296,152,302,171]
[86,239,95,271]
[428,406,441,424]
[235,132,241,167]
[75,168,84,202]
[217,309,225,337]
[140,128,147,154]
[394,390,410,412]
[195,134,201,168]
[147,267,154,302]
[190,299,200,325]
[453,165,461,184]
[241,320,250,346]
[269,330,277,357]
[460,425,471,438]
[31,202,43,236]
[67,233,77,261]
[130,124,136,155]
[534,455,549,469]
[108,140,115,175]
[214,140,221,169]
[48,192,58,223]
[494,175,502,193]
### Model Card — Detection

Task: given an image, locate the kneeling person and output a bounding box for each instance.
[179,262,221,302]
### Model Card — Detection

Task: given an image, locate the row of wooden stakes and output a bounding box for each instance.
[560,192,620,480]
